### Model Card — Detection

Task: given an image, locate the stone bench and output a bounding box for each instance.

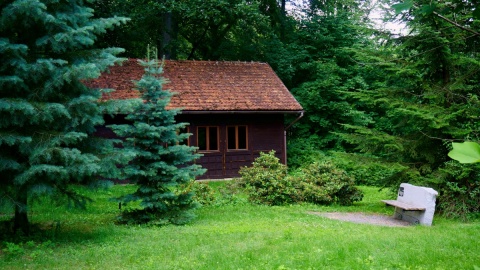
[381,183,438,226]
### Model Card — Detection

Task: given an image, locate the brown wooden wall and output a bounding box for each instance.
[98,113,286,180]
[176,113,285,179]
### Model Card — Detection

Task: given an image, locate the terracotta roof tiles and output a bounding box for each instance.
[86,59,303,112]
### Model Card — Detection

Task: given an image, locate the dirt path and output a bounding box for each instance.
[308,212,413,227]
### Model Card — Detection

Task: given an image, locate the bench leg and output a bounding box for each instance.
[393,207,403,220]
[393,208,423,225]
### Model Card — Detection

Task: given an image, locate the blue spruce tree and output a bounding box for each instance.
[111,55,205,225]
[0,0,129,234]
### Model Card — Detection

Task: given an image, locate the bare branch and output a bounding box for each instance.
[433,11,480,36]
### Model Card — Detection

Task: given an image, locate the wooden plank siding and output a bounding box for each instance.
[98,113,286,180]
[177,113,285,179]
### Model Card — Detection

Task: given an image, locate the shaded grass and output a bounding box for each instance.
[1,183,479,269]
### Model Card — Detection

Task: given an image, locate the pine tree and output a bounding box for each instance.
[337,0,480,218]
[110,54,206,225]
[0,0,129,234]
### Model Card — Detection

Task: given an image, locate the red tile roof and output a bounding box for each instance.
[86,59,303,112]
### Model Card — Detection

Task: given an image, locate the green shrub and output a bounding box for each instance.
[215,179,249,206]
[298,162,363,205]
[181,181,217,206]
[240,151,363,206]
[2,242,25,257]
[329,152,408,186]
[180,180,249,207]
[286,138,327,170]
[288,146,406,187]
[239,151,299,205]
[432,162,480,221]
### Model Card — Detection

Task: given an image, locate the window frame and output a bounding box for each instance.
[197,126,219,152]
[227,125,248,151]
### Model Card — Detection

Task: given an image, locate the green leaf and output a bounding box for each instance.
[419,4,436,15]
[448,142,480,163]
[392,0,414,14]
[473,8,480,19]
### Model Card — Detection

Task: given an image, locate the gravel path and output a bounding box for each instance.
[308,212,413,227]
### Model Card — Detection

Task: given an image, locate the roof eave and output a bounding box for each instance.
[179,110,304,115]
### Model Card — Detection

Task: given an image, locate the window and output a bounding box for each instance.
[227,126,248,150]
[197,126,219,151]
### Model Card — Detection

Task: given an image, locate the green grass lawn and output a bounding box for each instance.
[1,183,479,270]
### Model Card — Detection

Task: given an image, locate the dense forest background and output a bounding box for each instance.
[90,0,480,219]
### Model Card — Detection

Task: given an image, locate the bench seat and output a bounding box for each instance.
[381,200,426,211]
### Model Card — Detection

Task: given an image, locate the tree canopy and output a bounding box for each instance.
[338,0,480,218]
[0,0,129,234]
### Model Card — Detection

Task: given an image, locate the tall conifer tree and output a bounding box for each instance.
[337,0,480,218]
[0,0,129,234]
[111,53,205,225]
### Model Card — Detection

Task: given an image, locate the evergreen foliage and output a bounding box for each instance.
[286,8,374,151]
[110,56,206,225]
[0,0,129,234]
[336,0,480,219]
[433,161,480,220]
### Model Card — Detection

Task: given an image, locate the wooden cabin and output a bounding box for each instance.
[87,59,303,179]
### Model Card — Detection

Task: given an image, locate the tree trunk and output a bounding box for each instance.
[13,188,29,235]
[162,12,172,60]
[280,0,286,40]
